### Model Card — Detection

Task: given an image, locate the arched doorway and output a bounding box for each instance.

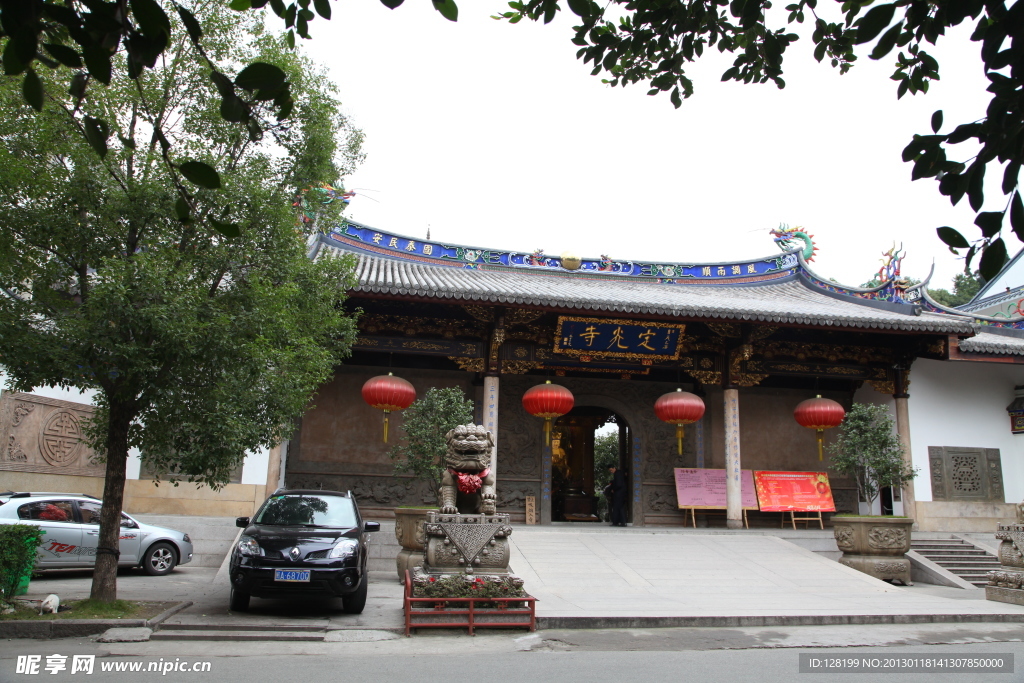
[551,407,630,523]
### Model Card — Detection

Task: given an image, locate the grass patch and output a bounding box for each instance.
[0,599,176,621]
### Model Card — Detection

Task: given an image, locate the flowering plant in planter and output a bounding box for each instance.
[412,573,527,607]
[828,403,918,515]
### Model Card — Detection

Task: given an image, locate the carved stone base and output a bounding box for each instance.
[838,555,912,585]
[995,524,1024,569]
[987,525,1024,604]
[424,511,512,576]
[394,508,433,580]
[397,549,424,580]
[986,586,1024,605]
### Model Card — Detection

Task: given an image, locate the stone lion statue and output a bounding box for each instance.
[440,424,496,515]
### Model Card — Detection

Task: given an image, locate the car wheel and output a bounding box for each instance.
[230,586,250,612]
[341,574,367,614]
[142,542,177,576]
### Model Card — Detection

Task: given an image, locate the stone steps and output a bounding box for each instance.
[910,538,999,587]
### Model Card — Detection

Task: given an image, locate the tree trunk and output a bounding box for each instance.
[89,400,133,602]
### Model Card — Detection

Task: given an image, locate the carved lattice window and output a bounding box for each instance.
[928,447,1004,502]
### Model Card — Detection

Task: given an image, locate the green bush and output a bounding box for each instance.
[0,524,43,604]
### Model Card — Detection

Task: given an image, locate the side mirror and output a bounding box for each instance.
[235,517,250,528]
[364,521,380,533]
[120,518,138,529]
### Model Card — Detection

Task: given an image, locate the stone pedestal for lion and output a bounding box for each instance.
[423,511,513,575]
[986,524,1024,605]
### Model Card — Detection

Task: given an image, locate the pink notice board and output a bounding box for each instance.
[673,468,759,510]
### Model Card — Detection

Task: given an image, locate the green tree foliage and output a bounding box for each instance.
[0,525,44,605]
[828,403,917,511]
[592,431,618,495]
[2,1,1021,274]
[0,5,363,601]
[388,387,475,506]
[928,271,983,308]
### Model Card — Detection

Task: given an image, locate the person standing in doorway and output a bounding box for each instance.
[608,465,627,527]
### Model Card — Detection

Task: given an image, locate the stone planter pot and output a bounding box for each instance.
[395,508,434,580]
[832,516,913,585]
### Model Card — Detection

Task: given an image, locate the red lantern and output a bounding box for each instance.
[362,373,416,443]
[655,388,706,455]
[794,395,846,461]
[522,381,574,446]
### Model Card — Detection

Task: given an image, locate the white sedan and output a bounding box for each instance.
[0,492,193,575]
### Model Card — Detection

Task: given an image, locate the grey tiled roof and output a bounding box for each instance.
[958,331,1024,355]
[324,245,977,334]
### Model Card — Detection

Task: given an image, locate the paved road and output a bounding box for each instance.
[2,631,1023,682]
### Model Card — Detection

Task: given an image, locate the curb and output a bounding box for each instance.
[147,601,194,629]
[536,613,1024,629]
[0,601,192,640]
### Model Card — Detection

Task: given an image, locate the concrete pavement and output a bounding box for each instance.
[14,525,1024,637]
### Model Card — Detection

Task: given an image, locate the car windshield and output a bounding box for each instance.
[254,495,357,528]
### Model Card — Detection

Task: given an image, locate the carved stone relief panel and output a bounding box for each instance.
[928,446,1005,502]
[497,381,541,478]
[284,474,436,507]
[0,392,103,477]
[496,481,540,511]
[643,486,680,514]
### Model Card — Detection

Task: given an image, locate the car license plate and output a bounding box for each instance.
[274,569,310,582]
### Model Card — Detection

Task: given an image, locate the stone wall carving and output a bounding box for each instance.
[285,473,436,507]
[496,481,539,510]
[928,446,1005,502]
[644,487,678,513]
[831,488,859,515]
[497,390,541,478]
[0,392,102,477]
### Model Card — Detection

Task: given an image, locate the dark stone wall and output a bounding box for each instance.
[286,365,855,525]
[285,365,475,515]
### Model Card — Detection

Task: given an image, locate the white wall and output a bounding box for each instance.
[0,372,276,483]
[241,446,269,485]
[899,358,1024,504]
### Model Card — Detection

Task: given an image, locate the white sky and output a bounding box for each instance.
[300,2,1004,290]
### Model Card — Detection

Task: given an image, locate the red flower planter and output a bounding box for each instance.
[403,571,537,636]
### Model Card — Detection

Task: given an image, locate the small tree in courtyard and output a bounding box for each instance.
[828,403,917,515]
[388,387,474,506]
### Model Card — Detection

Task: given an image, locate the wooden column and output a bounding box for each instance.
[893,368,917,524]
[724,387,743,529]
[483,375,499,474]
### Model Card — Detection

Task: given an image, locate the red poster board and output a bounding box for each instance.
[673,468,759,510]
[753,471,836,512]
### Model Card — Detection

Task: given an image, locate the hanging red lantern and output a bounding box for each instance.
[361,373,416,443]
[522,380,574,446]
[655,388,706,455]
[794,395,846,461]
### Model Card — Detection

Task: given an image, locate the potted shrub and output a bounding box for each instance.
[389,386,474,579]
[828,403,918,585]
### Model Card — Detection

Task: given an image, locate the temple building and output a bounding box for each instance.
[5,224,1024,530]
[276,223,1024,531]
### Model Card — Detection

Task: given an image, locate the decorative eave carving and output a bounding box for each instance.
[449,356,485,373]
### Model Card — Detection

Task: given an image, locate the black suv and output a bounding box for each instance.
[228,489,379,613]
